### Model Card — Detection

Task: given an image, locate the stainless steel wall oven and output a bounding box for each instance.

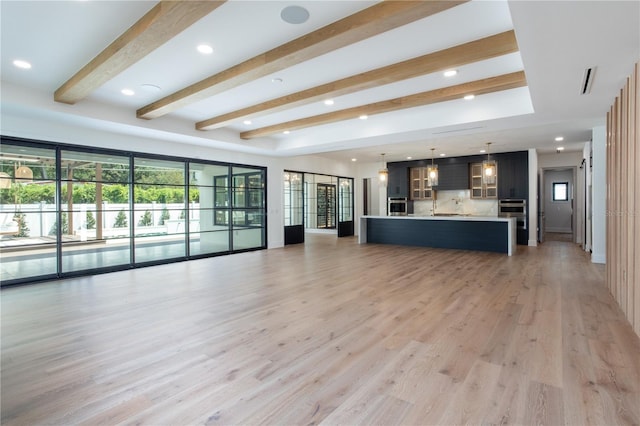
[498,199,526,230]
[388,197,408,216]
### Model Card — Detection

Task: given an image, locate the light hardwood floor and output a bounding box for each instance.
[1,235,639,425]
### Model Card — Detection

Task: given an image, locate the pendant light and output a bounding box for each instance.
[378,153,388,186]
[15,163,33,183]
[0,172,11,189]
[482,142,497,185]
[427,148,438,187]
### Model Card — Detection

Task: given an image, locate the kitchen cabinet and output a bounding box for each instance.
[387,163,408,197]
[434,162,469,191]
[497,151,528,199]
[387,150,527,201]
[410,167,434,200]
[470,162,498,199]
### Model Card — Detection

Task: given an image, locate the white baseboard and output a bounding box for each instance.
[591,253,606,264]
[528,239,537,247]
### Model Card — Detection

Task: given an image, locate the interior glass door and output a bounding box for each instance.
[337,177,354,237]
[284,171,304,244]
[316,183,336,229]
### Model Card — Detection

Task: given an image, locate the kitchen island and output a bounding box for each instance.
[359,215,517,255]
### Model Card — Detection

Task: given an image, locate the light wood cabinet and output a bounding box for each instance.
[470,162,498,199]
[410,167,435,200]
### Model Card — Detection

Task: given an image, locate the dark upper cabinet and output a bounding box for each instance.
[433,162,469,191]
[387,163,409,197]
[497,151,528,199]
[387,151,528,200]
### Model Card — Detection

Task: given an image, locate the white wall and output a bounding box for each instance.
[356,161,386,218]
[591,126,606,264]
[583,141,592,251]
[528,149,538,246]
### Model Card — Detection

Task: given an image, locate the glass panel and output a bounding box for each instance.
[1,144,58,282]
[338,178,353,222]
[61,151,129,183]
[232,167,264,208]
[134,158,185,184]
[134,184,185,204]
[231,167,265,249]
[304,174,338,230]
[2,243,57,282]
[189,163,231,256]
[233,227,265,251]
[232,210,263,227]
[59,150,132,273]
[232,210,264,249]
[317,184,336,229]
[232,175,246,208]
[62,237,131,273]
[135,234,185,264]
[284,171,303,226]
[213,177,229,207]
[188,163,227,188]
[132,158,186,262]
[133,208,185,235]
[190,230,229,256]
[214,210,228,226]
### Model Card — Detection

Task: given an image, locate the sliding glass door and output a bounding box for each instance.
[0,136,267,286]
[0,144,58,282]
[60,150,131,273]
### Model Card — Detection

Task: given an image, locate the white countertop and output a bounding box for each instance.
[362,215,515,222]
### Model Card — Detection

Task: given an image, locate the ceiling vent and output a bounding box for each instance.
[580,67,596,95]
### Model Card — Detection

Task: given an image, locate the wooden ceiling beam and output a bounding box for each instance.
[137,0,468,120]
[54,1,226,105]
[197,30,518,131]
[239,71,527,140]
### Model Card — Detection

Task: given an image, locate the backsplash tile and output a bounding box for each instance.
[413,190,498,216]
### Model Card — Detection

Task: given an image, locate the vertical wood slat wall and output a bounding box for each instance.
[606,61,639,338]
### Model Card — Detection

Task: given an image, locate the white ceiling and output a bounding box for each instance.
[1,0,638,163]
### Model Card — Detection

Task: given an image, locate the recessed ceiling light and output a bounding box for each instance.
[359,114,368,120]
[443,69,457,77]
[480,149,486,153]
[272,77,283,84]
[557,146,565,151]
[351,158,357,162]
[13,59,31,69]
[281,5,310,24]
[283,130,290,134]
[197,44,213,54]
[121,88,135,96]
[439,153,446,157]
[555,136,564,142]
[407,156,412,160]
[140,84,161,93]
[464,94,475,100]
[324,99,334,106]
[243,120,252,125]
